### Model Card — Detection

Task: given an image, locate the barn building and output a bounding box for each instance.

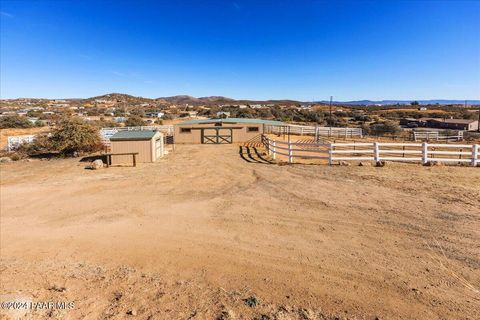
[174,118,284,144]
[109,130,164,164]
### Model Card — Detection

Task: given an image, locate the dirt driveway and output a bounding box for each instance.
[1,144,479,319]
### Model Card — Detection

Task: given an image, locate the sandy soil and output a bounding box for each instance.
[1,144,479,319]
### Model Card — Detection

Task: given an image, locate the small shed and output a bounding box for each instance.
[110,130,164,165]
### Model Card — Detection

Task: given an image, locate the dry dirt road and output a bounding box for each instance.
[1,144,479,319]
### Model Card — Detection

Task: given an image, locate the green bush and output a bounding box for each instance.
[369,121,402,135]
[0,115,32,129]
[49,118,103,154]
[125,116,146,127]
[15,133,54,156]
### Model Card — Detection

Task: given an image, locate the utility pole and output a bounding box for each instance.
[329,96,333,127]
[478,103,480,132]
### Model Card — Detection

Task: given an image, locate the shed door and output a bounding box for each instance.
[155,138,163,159]
[202,128,232,144]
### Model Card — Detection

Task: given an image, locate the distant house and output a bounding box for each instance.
[145,111,165,118]
[418,107,427,111]
[114,116,126,123]
[400,117,479,131]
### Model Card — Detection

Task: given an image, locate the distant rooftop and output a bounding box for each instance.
[177,118,284,126]
[404,117,478,124]
[110,130,159,141]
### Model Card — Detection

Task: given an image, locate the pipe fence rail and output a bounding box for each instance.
[265,124,363,140]
[261,134,479,167]
[412,131,463,142]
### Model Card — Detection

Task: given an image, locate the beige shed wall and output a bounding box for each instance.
[174,123,264,144]
[110,140,153,164]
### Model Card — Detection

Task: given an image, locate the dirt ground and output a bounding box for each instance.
[1,144,479,319]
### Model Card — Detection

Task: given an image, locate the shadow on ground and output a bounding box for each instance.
[239,146,274,164]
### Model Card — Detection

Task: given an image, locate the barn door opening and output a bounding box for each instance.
[202,128,232,144]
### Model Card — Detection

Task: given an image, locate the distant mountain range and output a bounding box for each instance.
[317,99,480,105]
[4,93,480,106]
[84,94,480,106]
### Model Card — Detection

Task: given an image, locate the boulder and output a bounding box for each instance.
[424,161,443,167]
[375,161,386,167]
[0,157,12,163]
[89,159,104,170]
[358,161,372,167]
[339,161,350,166]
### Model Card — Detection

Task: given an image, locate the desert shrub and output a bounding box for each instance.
[0,115,32,129]
[369,121,402,135]
[161,113,174,120]
[15,133,54,156]
[49,118,103,154]
[125,116,146,126]
[10,153,22,161]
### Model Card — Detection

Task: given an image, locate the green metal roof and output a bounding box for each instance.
[176,118,284,126]
[110,130,158,141]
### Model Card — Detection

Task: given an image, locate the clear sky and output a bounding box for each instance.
[0,0,479,101]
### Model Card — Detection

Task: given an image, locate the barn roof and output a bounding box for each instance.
[110,130,159,141]
[176,118,284,126]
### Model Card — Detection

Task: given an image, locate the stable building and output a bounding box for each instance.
[109,130,164,164]
[174,118,284,144]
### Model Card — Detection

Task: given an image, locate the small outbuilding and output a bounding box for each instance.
[174,118,284,144]
[109,130,164,165]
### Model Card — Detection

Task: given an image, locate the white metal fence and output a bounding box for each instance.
[261,134,479,167]
[412,131,463,142]
[265,124,363,139]
[7,135,36,151]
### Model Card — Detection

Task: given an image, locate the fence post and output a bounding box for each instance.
[272,141,276,160]
[374,142,380,162]
[328,143,333,165]
[288,142,293,163]
[315,124,318,142]
[422,142,428,164]
[472,144,478,167]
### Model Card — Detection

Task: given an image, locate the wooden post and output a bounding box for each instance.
[272,141,276,160]
[328,143,333,166]
[288,141,293,163]
[472,144,478,167]
[422,142,428,164]
[315,124,318,142]
[374,142,380,162]
[133,154,136,167]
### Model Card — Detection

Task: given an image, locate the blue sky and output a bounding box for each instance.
[1,0,479,100]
